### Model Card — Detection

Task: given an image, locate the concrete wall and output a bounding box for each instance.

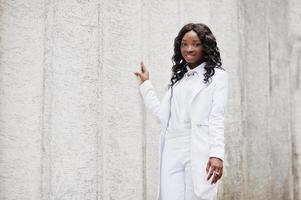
[0,0,300,199]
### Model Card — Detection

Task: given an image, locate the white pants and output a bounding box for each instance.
[161,128,200,200]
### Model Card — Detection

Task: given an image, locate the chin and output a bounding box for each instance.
[185,59,196,63]
[187,61,198,64]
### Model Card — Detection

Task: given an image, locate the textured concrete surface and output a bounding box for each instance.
[288,0,301,199]
[0,0,300,200]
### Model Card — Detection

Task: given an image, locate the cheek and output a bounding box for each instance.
[196,49,204,58]
[180,49,184,56]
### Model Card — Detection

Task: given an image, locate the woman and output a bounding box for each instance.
[134,23,229,200]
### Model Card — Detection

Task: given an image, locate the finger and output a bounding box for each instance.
[134,72,140,77]
[212,170,223,184]
[141,62,148,73]
[207,166,215,181]
[211,171,219,183]
[140,62,145,73]
[211,172,219,184]
[135,72,143,80]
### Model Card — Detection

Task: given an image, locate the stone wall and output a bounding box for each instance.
[0,0,300,199]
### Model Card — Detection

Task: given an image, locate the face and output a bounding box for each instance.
[180,30,204,67]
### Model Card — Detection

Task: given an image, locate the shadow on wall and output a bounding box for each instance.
[290,36,301,200]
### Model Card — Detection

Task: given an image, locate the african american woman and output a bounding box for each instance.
[134,23,229,200]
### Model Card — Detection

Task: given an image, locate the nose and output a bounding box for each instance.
[187,45,194,52]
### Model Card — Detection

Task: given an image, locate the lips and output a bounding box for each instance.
[185,55,195,59]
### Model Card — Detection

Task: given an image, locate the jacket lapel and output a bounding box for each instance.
[188,79,208,113]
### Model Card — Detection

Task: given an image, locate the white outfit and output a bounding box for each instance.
[161,64,210,200]
[139,62,229,200]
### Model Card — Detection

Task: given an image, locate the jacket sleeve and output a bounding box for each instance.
[139,80,163,123]
[208,71,229,162]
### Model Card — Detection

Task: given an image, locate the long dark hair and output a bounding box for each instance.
[168,23,224,89]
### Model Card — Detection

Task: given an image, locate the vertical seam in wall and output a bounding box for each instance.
[296,51,301,89]
[266,1,273,197]
[287,3,299,199]
[291,44,301,200]
[41,0,47,198]
[265,1,272,196]
[97,0,104,199]
[41,0,54,199]
[237,0,247,198]
[288,23,293,199]
[140,0,147,199]
[96,1,99,199]
[268,41,272,93]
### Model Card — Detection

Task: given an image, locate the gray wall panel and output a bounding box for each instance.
[42,0,100,199]
[0,0,45,199]
[240,1,272,199]
[101,0,144,199]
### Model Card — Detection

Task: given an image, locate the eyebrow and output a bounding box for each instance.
[181,39,200,42]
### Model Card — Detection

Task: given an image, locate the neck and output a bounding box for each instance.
[188,60,204,69]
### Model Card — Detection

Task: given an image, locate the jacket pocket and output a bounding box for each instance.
[195,120,209,126]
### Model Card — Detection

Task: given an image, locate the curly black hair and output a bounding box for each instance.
[168,23,224,89]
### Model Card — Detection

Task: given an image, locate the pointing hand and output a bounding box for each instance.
[133,61,150,84]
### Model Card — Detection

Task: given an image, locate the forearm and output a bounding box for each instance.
[139,80,162,122]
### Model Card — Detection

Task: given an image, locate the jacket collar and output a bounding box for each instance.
[185,62,206,77]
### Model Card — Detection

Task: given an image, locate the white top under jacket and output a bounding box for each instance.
[167,63,207,131]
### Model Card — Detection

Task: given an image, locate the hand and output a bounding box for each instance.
[206,157,223,184]
[133,61,150,84]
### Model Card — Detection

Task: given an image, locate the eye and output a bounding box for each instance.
[180,43,187,47]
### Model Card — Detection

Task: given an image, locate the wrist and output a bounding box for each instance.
[140,79,149,85]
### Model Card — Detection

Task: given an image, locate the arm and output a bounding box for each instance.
[208,71,229,162]
[139,80,162,123]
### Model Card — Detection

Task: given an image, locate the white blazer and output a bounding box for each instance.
[139,63,229,200]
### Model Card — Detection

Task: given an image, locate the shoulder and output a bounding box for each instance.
[214,67,228,76]
[211,68,228,83]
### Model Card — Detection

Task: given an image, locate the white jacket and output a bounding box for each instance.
[139,65,229,200]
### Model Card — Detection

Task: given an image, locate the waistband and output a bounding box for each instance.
[165,125,192,140]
